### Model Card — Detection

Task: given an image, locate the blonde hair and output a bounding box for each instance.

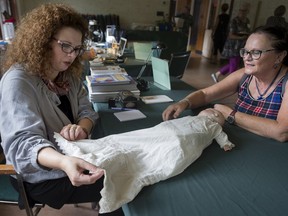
[3,3,88,79]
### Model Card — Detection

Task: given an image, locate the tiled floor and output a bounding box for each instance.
[0,52,236,216]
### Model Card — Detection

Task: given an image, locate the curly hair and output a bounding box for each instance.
[3,3,88,79]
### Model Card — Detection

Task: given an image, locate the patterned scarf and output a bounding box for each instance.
[43,73,70,96]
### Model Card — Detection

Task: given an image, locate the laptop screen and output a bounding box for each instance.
[117,37,127,57]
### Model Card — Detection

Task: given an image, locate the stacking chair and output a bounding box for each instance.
[0,146,97,215]
[0,164,44,216]
[0,139,44,216]
[169,50,191,79]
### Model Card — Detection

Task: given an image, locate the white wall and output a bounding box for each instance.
[16,0,170,29]
[15,0,288,30]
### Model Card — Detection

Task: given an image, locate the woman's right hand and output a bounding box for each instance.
[38,147,104,186]
[162,100,188,121]
[60,155,104,187]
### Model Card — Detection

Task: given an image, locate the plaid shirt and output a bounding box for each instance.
[235,74,288,120]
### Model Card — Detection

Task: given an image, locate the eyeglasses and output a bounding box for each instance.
[53,38,84,56]
[239,48,276,60]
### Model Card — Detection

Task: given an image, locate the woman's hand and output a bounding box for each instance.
[214,104,233,119]
[162,100,189,121]
[60,156,104,186]
[60,124,88,141]
[37,147,104,186]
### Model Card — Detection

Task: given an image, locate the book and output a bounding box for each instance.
[113,110,147,122]
[87,85,140,102]
[88,79,138,92]
[90,65,126,75]
[86,74,131,86]
[141,95,173,104]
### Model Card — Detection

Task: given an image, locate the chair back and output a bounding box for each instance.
[0,145,44,216]
[169,51,191,78]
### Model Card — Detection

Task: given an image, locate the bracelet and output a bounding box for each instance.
[181,98,192,109]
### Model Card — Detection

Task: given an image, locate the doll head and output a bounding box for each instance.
[198,108,225,126]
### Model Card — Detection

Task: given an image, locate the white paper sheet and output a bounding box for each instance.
[113,110,146,122]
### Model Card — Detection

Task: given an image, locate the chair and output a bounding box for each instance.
[169,50,191,79]
[0,146,96,215]
[0,164,44,216]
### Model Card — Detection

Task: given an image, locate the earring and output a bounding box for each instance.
[273,63,279,69]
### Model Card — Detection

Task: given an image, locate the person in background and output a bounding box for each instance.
[163,25,288,142]
[265,5,288,30]
[211,3,230,64]
[176,5,193,36]
[211,2,251,83]
[0,3,123,215]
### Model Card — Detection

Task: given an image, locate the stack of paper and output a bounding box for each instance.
[86,66,140,103]
[141,95,173,104]
[86,73,131,86]
[90,65,126,75]
[113,110,147,122]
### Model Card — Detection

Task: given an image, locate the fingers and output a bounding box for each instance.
[223,144,235,151]
[64,157,105,186]
[71,168,104,186]
[60,124,86,141]
[79,168,104,185]
[68,124,79,140]
[162,102,186,121]
[162,109,172,121]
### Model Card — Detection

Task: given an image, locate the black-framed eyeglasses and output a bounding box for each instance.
[239,48,276,60]
[53,38,84,56]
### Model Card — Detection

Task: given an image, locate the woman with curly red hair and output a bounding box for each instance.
[0,3,123,215]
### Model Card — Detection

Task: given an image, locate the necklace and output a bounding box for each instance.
[255,66,282,100]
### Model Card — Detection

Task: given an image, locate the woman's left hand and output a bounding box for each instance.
[60,124,88,141]
[214,104,233,119]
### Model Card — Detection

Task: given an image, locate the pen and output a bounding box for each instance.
[83,170,94,175]
[83,170,99,175]
[111,107,136,111]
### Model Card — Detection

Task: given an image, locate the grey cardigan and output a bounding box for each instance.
[0,65,98,183]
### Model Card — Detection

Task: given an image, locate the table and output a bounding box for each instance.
[91,77,196,138]
[92,77,288,216]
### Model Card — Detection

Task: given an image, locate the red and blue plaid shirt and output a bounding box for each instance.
[235,74,288,120]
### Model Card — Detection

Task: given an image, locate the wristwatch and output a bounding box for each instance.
[227,110,237,124]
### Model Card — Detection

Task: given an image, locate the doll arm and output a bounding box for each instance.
[215,131,235,151]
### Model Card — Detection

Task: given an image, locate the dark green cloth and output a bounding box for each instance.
[93,77,288,216]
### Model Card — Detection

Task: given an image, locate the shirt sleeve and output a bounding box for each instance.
[0,69,56,174]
